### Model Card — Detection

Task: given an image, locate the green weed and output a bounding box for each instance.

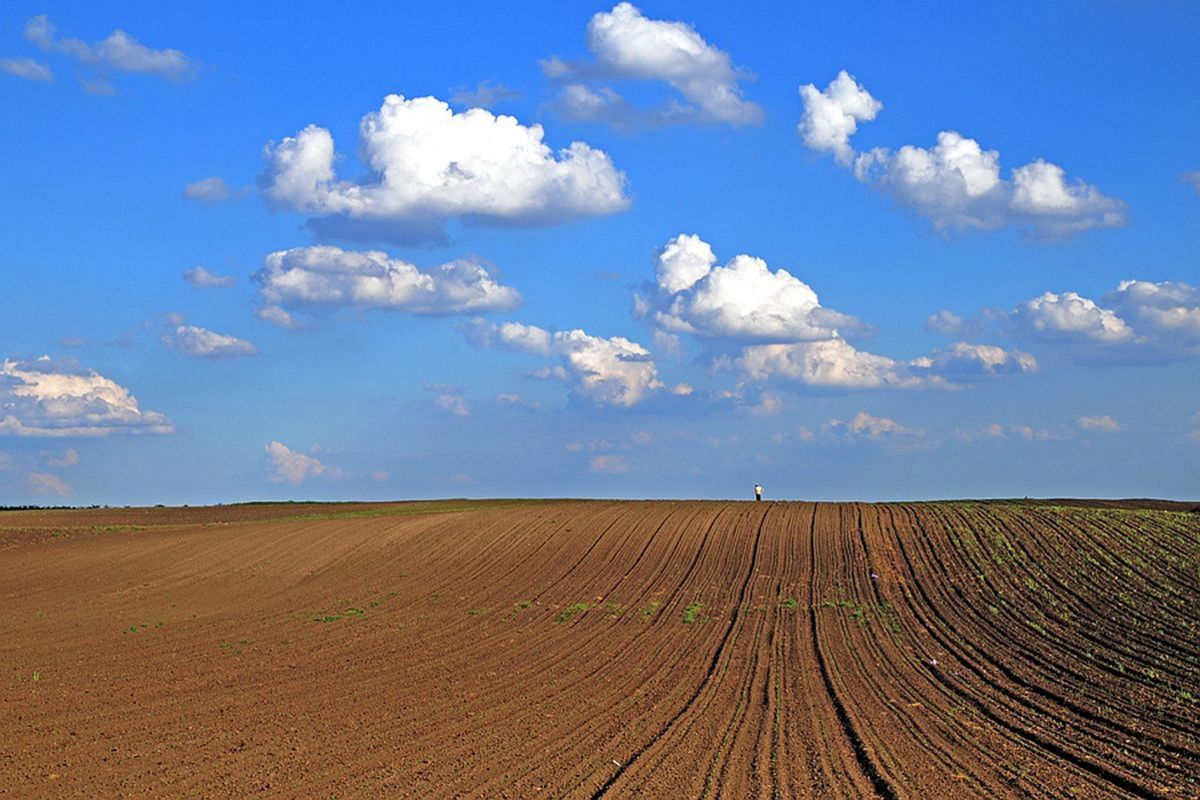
[554,602,590,623]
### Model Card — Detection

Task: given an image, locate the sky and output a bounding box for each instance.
[1,0,1198,505]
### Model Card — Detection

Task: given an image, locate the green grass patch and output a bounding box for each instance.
[682,602,706,624]
[779,597,799,610]
[554,602,590,623]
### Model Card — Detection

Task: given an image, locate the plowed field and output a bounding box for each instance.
[2,500,1197,798]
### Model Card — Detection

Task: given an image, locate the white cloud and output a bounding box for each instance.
[631,429,655,445]
[959,280,1200,363]
[1182,172,1200,194]
[1,57,52,82]
[25,15,196,81]
[260,96,629,243]
[162,326,259,359]
[26,471,71,497]
[797,70,881,165]
[748,391,784,416]
[1011,291,1134,343]
[1106,280,1200,341]
[730,337,1035,390]
[46,448,79,468]
[462,319,553,355]
[255,245,521,324]
[463,319,678,407]
[528,365,571,381]
[554,329,667,407]
[732,339,929,389]
[1077,415,1121,432]
[183,177,236,204]
[636,233,1033,395]
[918,342,1038,378]
[434,394,470,417]
[264,441,341,486]
[546,2,763,127]
[183,266,235,288]
[495,393,542,412]
[924,310,977,337]
[821,411,922,441]
[636,234,861,342]
[799,71,1125,237]
[1008,425,1064,442]
[255,305,298,329]
[590,453,631,474]
[0,356,173,437]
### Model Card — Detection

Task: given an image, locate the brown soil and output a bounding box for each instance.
[1,500,1196,798]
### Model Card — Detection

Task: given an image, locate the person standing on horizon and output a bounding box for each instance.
[755,483,763,502]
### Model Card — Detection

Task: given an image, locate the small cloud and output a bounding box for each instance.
[466,318,671,408]
[0,57,52,82]
[183,266,235,288]
[27,471,72,497]
[1181,171,1200,194]
[749,391,784,417]
[370,470,390,482]
[527,365,571,381]
[1077,415,1121,432]
[183,177,238,204]
[450,79,518,108]
[162,325,258,359]
[433,394,470,417]
[80,76,115,96]
[495,393,542,412]
[264,441,341,486]
[589,454,631,474]
[631,429,654,445]
[821,410,921,441]
[545,2,763,128]
[924,310,978,337]
[255,305,299,329]
[58,336,88,348]
[1007,425,1066,442]
[25,15,198,82]
[45,448,79,468]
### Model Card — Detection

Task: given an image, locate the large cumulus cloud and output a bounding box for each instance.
[799,71,1125,238]
[260,95,629,244]
[254,245,522,327]
[1,357,173,437]
[639,234,1035,391]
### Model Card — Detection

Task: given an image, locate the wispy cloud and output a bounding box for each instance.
[25,15,197,84]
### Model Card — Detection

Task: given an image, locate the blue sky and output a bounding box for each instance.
[2,1,1198,504]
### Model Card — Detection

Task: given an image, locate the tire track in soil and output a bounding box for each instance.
[892,504,1171,799]
[588,503,770,799]
[806,504,897,800]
